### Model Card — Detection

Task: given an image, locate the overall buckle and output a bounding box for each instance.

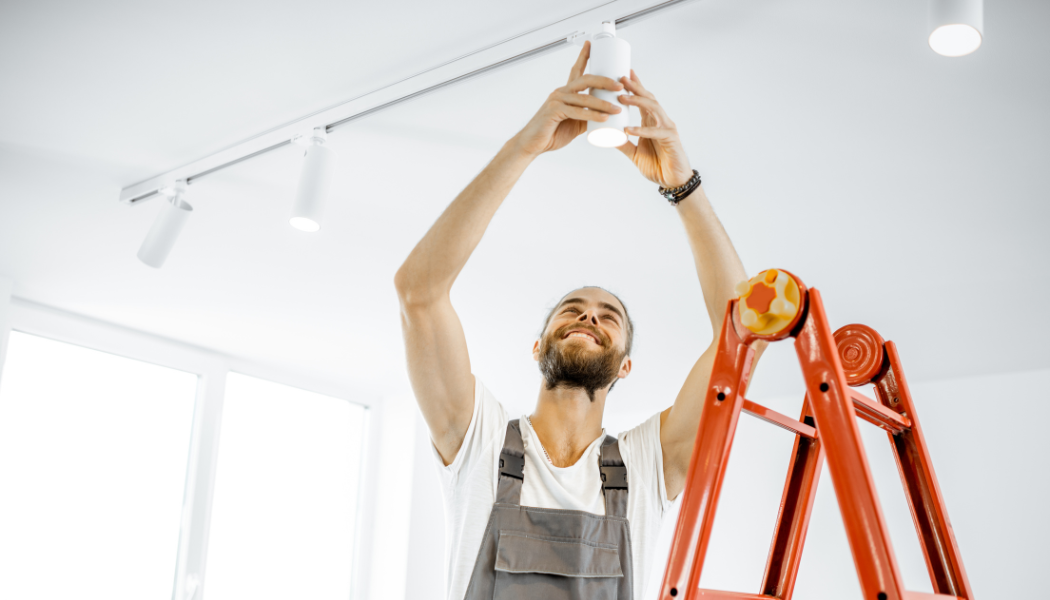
[600,465,628,490]
[499,452,525,480]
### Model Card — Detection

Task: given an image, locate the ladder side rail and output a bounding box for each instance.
[660,302,755,600]
[759,398,825,600]
[874,342,974,599]
[794,289,907,600]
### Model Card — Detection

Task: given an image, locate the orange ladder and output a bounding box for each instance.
[659,269,973,600]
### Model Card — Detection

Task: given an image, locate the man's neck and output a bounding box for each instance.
[529,384,607,468]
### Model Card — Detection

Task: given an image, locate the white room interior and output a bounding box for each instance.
[0,0,1047,599]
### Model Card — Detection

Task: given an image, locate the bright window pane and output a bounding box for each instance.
[204,373,366,600]
[0,331,197,600]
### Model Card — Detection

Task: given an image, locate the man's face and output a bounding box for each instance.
[533,287,631,400]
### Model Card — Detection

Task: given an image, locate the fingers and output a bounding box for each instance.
[624,125,677,141]
[563,73,623,94]
[624,69,655,99]
[551,90,621,114]
[617,94,673,127]
[557,103,612,123]
[615,139,637,159]
[567,41,590,84]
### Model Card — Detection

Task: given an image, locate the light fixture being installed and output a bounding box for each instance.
[290,127,335,232]
[587,22,631,148]
[137,181,193,268]
[929,0,983,57]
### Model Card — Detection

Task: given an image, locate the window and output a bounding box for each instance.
[0,331,197,600]
[204,373,366,600]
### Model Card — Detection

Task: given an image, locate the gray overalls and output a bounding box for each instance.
[462,419,634,600]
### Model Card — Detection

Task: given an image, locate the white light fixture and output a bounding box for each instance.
[137,181,193,268]
[290,127,335,232]
[929,0,983,57]
[587,22,631,148]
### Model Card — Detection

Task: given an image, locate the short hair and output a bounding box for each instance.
[540,286,634,357]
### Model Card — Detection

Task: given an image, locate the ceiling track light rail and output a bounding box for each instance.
[614,0,697,28]
[117,0,702,207]
[326,37,569,135]
[124,38,570,207]
[187,140,293,186]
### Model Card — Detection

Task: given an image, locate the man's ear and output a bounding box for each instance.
[532,340,541,361]
[618,355,632,378]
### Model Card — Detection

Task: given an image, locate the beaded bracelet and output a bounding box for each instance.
[659,169,702,206]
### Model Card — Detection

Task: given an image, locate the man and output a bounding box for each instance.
[395,41,762,600]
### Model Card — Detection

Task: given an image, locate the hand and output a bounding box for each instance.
[615,70,694,189]
[510,41,626,157]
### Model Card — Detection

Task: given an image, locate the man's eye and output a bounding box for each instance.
[564,307,579,313]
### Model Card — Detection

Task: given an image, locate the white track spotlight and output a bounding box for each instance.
[586,22,631,148]
[290,127,335,232]
[929,0,983,57]
[137,181,193,268]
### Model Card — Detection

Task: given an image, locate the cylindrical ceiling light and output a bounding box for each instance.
[587,22,631,148]
[929,0,983,57]
[290,127,335,232]
[137,181,193,268]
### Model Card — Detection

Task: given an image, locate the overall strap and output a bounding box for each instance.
[497,419,525,505]
[600,435,629,518]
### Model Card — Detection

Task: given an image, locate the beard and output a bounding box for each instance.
[538,324,626,402]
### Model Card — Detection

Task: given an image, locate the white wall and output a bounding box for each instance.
[404,413,448,600]
[402,367,1050,600]
[0,276,12,385]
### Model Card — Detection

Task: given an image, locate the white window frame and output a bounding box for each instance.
[0,286,381,600]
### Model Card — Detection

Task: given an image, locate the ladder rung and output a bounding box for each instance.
[742,399,817,439]
[905,592,962,600]
[848,389,912,433]
[695,590,774,600]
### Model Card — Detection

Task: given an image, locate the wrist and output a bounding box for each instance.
[505,133,543,162]
[673,184,707,209]
[660,169,702,206]
[667,169,694,189]
[487,137,538,182]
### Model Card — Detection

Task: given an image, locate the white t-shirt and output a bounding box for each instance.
[431,376,673,600]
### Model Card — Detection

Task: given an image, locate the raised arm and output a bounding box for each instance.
[394,143,531,466]
[394,42,626,465]
[657,185,762,500]
[614,71,765,499]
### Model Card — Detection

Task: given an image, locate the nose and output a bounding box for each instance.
[577,311,598,326]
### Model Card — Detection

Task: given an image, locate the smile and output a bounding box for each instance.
[564,331,600,344]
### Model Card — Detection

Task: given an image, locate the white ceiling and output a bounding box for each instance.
[1,0,1048,421]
